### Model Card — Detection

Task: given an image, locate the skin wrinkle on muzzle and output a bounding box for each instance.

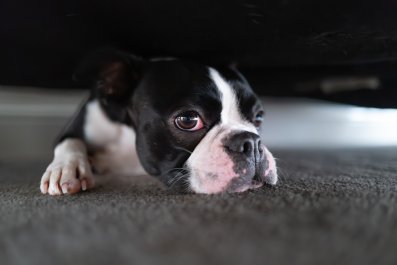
[185,68,277,194]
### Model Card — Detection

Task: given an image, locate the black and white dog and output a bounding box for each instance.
[40,49,277,195]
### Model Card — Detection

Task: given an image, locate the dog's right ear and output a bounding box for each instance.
[74,48,144,102]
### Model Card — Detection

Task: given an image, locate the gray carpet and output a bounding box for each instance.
[1,148,397,265]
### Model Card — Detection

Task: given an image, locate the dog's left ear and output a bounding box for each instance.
[74,48,144,102]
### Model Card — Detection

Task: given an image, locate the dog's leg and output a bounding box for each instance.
[40,100,95,195]
[40,138,93,195]
[41,97,138,195]
[41,49,143,195]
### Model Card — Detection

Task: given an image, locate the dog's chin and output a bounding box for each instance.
[227,168,279,193]
[227,179,264,193]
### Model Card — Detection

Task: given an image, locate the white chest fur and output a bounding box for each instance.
[84,100,146,176]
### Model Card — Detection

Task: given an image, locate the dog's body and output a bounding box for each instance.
[40,49,277,195]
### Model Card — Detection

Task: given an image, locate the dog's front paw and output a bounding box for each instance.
[40,155,94,195]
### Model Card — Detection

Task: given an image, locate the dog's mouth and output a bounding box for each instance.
[224,169,272,193]
[228,178,264,193]
[226,170,278,193]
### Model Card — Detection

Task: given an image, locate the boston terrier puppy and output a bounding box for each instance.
[40,49,277,195]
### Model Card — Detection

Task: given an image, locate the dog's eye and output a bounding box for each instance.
[175,111,204,131]
[253,111,264,127]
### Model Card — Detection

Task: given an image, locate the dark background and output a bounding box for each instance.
[1,0,397,107]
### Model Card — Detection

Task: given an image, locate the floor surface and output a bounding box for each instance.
[1,148,397,265]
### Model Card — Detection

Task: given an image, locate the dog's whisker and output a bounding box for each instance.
[166,168,189,184]
[167,173,185,185]
[165,167,186,173]
[163,167,187,179]
[168,172,189,189]
[276,167,288,184]
[180,178,192,193]
[173,146,192,154]
[166,169,187,185]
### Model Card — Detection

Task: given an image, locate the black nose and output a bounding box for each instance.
[224,132,263,162]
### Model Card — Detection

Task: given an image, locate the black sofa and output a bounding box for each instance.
[1,0,396,107]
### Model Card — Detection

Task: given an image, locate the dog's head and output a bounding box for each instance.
[76,49,277,194]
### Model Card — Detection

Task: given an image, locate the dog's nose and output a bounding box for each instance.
[225,132,263,161]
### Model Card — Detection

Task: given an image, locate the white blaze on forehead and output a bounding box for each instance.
[208,68,257,134]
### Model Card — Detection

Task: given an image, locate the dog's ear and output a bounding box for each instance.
[74,48,143,102]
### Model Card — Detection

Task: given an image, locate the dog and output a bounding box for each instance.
[40,49,277,195]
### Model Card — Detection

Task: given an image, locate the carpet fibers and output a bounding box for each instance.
[1,148,397,265]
